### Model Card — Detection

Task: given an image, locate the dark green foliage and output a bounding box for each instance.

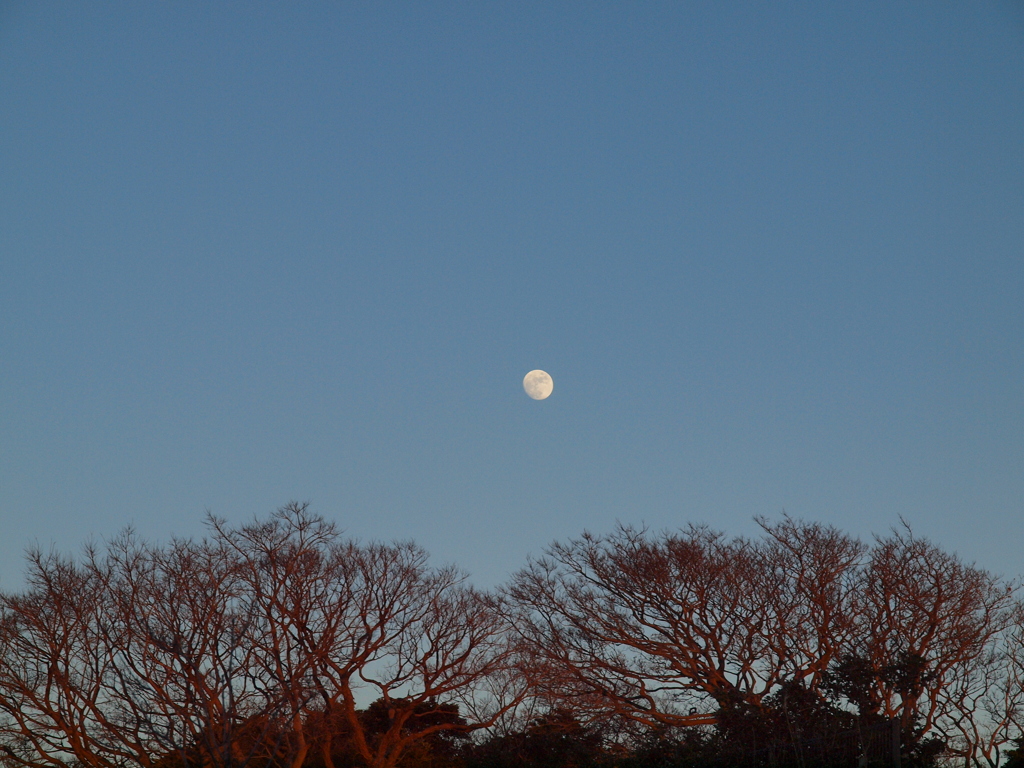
[457,689,934,768]
[460,710,608,768]
[302,699,469,768]
[1004,737,1024,768]
[615,726,720,768]
[823,653,945,767]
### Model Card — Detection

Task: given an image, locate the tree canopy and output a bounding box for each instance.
[1,506,1021,768]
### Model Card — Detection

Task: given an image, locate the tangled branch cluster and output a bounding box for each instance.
[1,506,1021,768]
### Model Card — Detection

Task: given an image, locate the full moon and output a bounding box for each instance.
[523,369,554,400]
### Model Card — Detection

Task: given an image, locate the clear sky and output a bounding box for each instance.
[1,2,1022,591]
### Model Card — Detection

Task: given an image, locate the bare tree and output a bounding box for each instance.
[102,533,272,768]
[505,515,1023,768]
[854,525,1016,741]
[506,524,792,728]
[5,510,1019,768]
[0,546,155,768]
[213,503,526,768]
[928,596,1024,768]
[1007,600,1024,736]
[755,516,866,694]
[506,521,865,729]
[0,505,524,768]
[0,531,280,768]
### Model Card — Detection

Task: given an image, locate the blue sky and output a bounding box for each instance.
[1,2,1022,590]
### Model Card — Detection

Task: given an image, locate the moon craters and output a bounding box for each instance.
[523,370,554,400]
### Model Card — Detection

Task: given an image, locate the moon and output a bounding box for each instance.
[523,370,554,400]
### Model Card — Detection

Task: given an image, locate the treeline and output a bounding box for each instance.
[1,504,1022,768]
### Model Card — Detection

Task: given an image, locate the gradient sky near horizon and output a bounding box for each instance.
[1,2,1022,591]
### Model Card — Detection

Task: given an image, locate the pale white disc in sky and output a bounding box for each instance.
[523,369,554,400]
